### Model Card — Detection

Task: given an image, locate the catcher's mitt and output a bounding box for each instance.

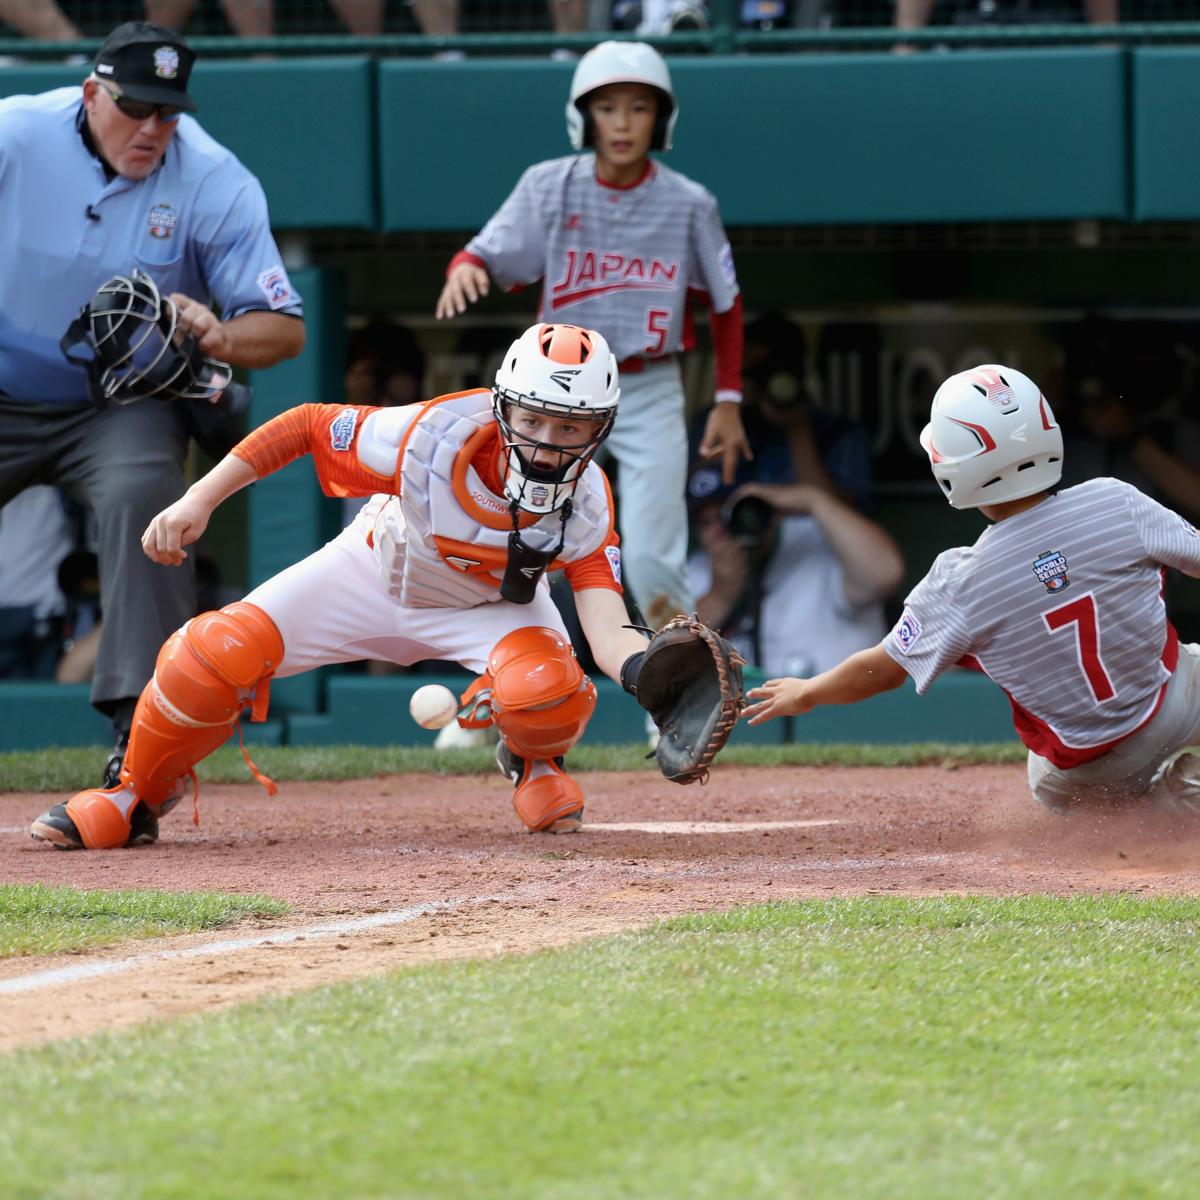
[632,615,746,784]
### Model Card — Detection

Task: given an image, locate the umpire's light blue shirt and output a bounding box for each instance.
[0,87,303,406]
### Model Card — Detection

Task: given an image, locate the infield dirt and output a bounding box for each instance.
[3,763,1200,1051]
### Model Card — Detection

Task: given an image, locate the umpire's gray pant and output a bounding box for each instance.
[0,399,194,725]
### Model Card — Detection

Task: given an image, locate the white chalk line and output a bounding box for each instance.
[0,890,526,997]
[587,819,842,834]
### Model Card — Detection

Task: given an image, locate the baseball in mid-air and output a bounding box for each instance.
[409,683,459,730]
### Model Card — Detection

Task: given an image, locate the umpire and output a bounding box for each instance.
[0,21,305,788]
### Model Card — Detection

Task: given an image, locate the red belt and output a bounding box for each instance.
[617,354,673,375]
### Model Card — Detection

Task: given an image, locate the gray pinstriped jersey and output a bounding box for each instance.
[466,155,739,363]
[884,478,1200,754]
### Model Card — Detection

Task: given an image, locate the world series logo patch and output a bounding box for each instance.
[605,545,622,585]
[147,204,176,239]
[153,46,179,79]
[1032,549,1069,593]
[329,407,358,451]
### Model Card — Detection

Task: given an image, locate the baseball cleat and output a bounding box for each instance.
[29,803,85,850]
[30,792,159,850]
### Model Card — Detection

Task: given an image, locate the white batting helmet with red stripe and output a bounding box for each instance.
[921,364,1063,509]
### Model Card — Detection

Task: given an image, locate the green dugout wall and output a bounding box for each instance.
[6,46,1200,226]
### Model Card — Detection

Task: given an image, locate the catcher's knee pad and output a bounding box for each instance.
[513,758,584,833]
[488,626,596,761]
[120,602,284,808]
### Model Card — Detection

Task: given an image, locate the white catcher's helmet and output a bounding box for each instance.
[921,365,1063,509]
[566,40,677,152]
[493,323,620,514]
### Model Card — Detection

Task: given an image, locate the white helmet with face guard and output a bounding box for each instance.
[492,323,620,515]
[921,364,1063,510]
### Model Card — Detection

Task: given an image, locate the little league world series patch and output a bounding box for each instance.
[329,407,358,451]
[1032,549,1070,593]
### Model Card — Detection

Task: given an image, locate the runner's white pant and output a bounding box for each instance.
[244,520,569,679]
[1028,642,1200,810]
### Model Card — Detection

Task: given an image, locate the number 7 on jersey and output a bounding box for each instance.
[1043,593,1116,704]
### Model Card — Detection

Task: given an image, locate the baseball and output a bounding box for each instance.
[409,684,459,730]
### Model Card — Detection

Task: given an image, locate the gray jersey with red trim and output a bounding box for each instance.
[465,155,739,362]
[883,478,1200,755]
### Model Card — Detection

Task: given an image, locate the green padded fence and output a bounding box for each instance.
[0,670,1017,752]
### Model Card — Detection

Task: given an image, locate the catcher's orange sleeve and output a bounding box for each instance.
[231,403,396,498]
[563,529,623,594]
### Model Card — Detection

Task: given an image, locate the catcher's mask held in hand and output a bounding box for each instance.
[921,364,1062,510]
[61,268,233,406]
[492,323,619,516]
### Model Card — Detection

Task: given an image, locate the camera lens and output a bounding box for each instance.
[724,495,774,543]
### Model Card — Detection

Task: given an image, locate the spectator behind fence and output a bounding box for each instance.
[1059,319,1200,519]
[685,455,905,679]
[0,21,304,796]
[894,0,1117,49]
[147,0,387,38]
[342,319,427,525]
[0,0,81,42]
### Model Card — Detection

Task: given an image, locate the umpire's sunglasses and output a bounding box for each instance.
[95,79,183,124]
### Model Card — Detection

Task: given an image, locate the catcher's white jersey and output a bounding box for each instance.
[884,478,1200,767]
[466,155,739,362]
[359,392,614,609]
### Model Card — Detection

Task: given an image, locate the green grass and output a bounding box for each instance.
[0,884,289,958]
[2,895,1198,1199]
[0,741,1026,792]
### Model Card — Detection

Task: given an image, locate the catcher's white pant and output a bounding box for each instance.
[601,356,692,628]
[243,521,570,678]
[1028,641,1200,812]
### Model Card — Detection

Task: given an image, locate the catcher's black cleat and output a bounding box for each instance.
[30,799,159,849]
[126,802,160,847]
[102,733,129,789]
[30,804,85,850]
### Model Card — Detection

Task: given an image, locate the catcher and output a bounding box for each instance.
[31,322,743,850]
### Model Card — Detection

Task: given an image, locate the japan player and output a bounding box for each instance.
[744,365,1200,813]
[435,41,750,629]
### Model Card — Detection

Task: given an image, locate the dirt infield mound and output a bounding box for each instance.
[3,763,1199,1051]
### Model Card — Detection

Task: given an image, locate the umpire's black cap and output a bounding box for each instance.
[93,22,198,112]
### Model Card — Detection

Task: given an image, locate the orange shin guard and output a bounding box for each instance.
[512,758,584,833]
[64,786,139,850]
[120,602,284,809]
[488,626,596,761]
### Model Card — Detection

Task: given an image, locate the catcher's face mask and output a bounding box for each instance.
[494,398,613,515]
[492,323,620,515]
[60,268,232,406]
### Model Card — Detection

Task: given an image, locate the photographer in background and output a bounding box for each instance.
[685,311,905,675]
[1060,318,1200,519]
